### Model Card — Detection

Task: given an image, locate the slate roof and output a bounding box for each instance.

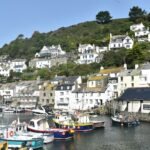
[56,84,74,90]
[119,87,150,101]
[111,35,126,43]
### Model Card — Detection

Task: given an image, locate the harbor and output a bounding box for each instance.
[0,112,149,150]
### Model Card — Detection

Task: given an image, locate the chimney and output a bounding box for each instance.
[124,63,127,70]
[135,64,139,69]
[100,66,104,70]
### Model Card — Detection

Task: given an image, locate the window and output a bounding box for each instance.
[121,77,123,81]
[50,93,53,96]
[43,93,46,96]
[131,76,134,81]
[131,83,134,87]
[46,99,49,103]
[60,92,64,95]
[60,98,64,102]
[90,99,92,104]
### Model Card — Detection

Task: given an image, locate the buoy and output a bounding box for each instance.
[9,131,14,137]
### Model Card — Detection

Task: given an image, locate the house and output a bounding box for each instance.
[14,81,42,108]
[54,76,82,110]
[0,65,11,77]
[118,87,150,113]
[39,81,55,107]
[76,44,104,64]
[117,63,150,97]
[130,22,149,37]
[35,45,66,58]
[109,33,134,50]
[29,57,67,69]
[10,59,27,73]
[130,22,145,32]
[73,75,114,110]
[0,83,16,104]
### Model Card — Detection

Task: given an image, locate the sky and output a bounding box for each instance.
[0,0,149,48]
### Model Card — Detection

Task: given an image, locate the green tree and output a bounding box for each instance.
[129,6,147,22]
[96,11,112,24]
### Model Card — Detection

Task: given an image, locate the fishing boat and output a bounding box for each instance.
[27,117,74,140]
[0,126,44,149]
[111,113,140,127]
[53,112,95,132]
[11,118,54,144]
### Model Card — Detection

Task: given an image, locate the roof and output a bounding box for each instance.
[119,69,141,76]
[119,87,150,101]
[64,76,79,84]
[111,35,127,43]
[140,63,150,70]
[88,76,107,81]
[100,67,123,74]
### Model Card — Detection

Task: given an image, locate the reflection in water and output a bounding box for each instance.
[0,113,150,150]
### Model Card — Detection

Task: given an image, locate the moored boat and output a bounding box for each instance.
[11,118,54,144]
[53,112,95,132]
[0,126,44,149]
[27,117,74,140]
[111,114,140,127]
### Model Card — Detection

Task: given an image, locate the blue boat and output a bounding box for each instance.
[0,127,44,149]
[27,117,74,140]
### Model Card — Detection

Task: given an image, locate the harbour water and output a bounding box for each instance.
[0,113,150,150]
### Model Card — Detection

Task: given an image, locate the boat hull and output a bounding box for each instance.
[27,127,74,140]
[111,117,140,127]
[0,137,43,149]
[54,121,94,132]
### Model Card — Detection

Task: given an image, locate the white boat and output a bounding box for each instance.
[11,118,54,144]
[32,105,54,116]
[3,107,15,113]
[0,126,44,149]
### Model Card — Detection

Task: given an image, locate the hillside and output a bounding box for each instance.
[0,18,139,59]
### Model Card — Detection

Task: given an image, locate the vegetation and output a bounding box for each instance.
[96,11,112,24]
[0,6,150,81]
[129,6,148,23]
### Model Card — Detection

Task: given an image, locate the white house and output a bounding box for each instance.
[0,65,11,77]
[77,44,104,64]
[130,22,149,37]
[29,57,67,69]
[54,76,82,110]
[10,59,27,73]
[109,33,134,50]
[118,87,150,113]
[35,45,66,58]
[0,83,16,104]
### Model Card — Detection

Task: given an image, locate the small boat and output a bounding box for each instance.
[13,108,25,113]
[0,108,3,117]
[32,105,54,117]
[3,107,15,113]
[111,114,140,127]
[0,126,44,149]
[27,117,74,140]
[11,118,54,144]
[53,112,95,132]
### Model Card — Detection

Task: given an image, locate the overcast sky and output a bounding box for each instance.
[0,0,149,47]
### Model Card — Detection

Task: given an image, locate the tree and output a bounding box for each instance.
[129,6,147,22]
[96,11,112,24]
